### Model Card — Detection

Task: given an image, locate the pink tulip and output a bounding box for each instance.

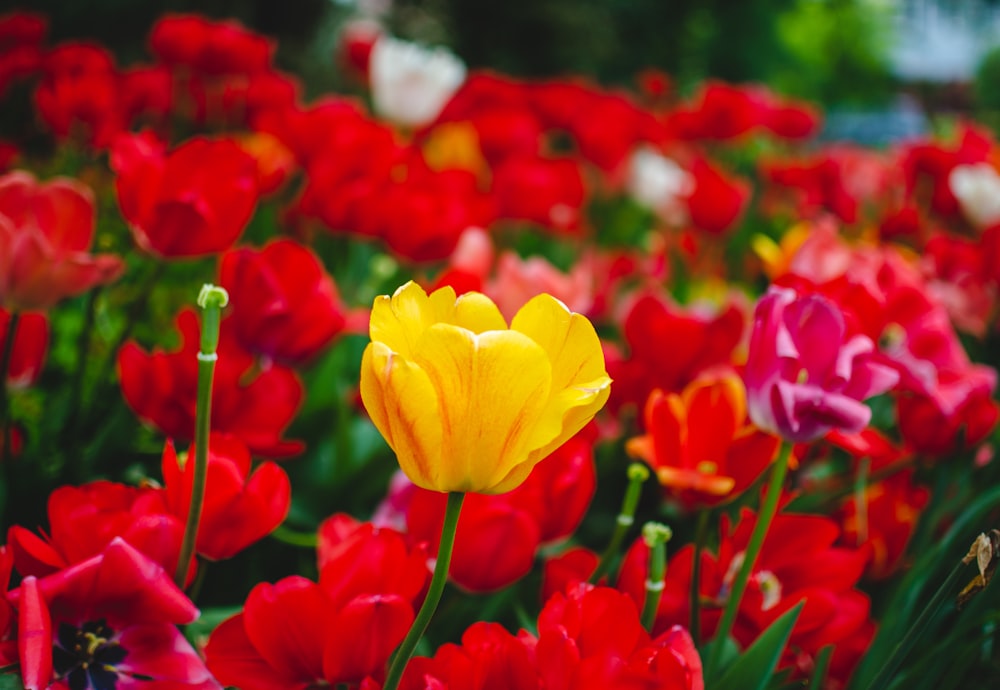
[744,286,899,442]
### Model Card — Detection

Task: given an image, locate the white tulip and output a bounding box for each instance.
[949,163,1000,229]
[369,36,466,128]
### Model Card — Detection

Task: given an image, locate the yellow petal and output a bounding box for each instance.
[526,375,612,465]
[370,281,457,359]
[510,294,608,391]
[453,291,508,333]
[360,341,444,490]
[411,324,554,493]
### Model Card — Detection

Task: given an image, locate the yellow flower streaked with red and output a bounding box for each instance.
[626,369,779,510]
[360,281,611,494]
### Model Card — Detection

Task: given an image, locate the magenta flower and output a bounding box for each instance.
[744,286,899,442]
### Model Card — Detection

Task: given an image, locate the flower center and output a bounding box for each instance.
[755,570,783,611]
[53,619,128,690]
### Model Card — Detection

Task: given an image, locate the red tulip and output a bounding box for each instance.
[118,309,304,457]
[0,171,123,311]
[219,239,348,364]
[161,436,291,561]
[150,14,274,76]
[1,308,47,388]
[111,132,259,258]
[685,157,750,235]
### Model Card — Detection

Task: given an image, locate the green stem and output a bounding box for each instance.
[270,524,320,548]
[383,491,465,690]
[63,289,99,480]
[705,441,793,679]
[0,310,19,469]
[809,644,834,689]
[863,559,968,690]
[641,522,672,631]
[690,509,711,645]
[590,463,649,584]
[855,457,871,545]
[173,285,228,589]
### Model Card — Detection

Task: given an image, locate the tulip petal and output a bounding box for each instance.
[361,341,443,491]
[510,294,607,391]
[411,324,554,493]
[370,282,456,359]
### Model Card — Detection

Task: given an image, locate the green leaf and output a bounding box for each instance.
[713,601,804,690]
[0,671,24,689]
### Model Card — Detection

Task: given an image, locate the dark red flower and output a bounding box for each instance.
[150,14,274,76]
[219,239,348,364]
[33,43,124,149]
[161,435,290,561]
[1,308,47,388]
[118,309,304,457]
[111,132,259,258]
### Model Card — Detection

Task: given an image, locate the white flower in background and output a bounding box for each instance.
[949,163,1000,229]
[369,36,466,128]
[626,146,694,224]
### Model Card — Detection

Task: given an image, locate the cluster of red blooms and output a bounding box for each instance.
[0,6,997,690]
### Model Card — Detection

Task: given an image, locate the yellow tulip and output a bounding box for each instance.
[360,281,612,494]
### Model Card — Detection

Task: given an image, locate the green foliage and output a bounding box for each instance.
[712,602,805,690]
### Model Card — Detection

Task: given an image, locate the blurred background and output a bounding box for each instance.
[15,0,1000,143]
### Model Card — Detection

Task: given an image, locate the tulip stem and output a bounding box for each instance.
[383,491,465,690]
[173,285,228,589]
[863,558,968,690]
[690,509,710,645]
[641,522,672,631]
[705,441,793,680]
[0,310,19,469]
[855,457,870,545]
[591,463,650,584]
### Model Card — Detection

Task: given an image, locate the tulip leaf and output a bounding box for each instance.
[0,673,25,689]
[712,601,804,690]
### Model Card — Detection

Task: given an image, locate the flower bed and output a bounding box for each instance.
[0,9,998,690]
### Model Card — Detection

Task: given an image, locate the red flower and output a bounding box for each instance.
[626,370,779,510]
[619,510,871,686]
[492,155,586,233]
[150,14,274,76]
[161,435,290,561]
[7,481,184,581]
[9,539,216,690]
[1,308,47,388]
[401,622,539,690]
[533,584,704,690]
[607,291,746,416]
[207,517,427,688]
[0,171,123,311]
[405,434,596,592]
[110,132,259,258]
[219,239,348,364]
[33,43,124,149]
[685,157,750,235]
[118,309,304,457]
